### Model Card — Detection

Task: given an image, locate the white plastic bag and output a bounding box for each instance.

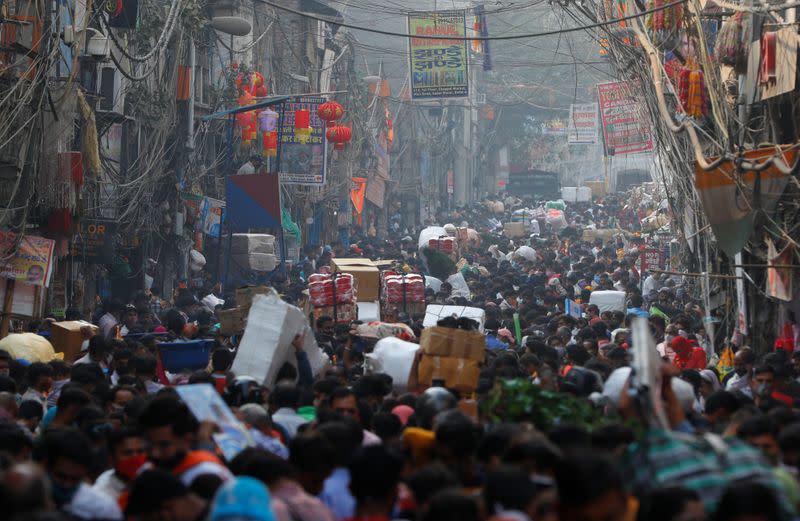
[365,337,420,392]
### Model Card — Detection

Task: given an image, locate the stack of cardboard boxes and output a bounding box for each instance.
[218,285,270,335]
[417,326,485,393]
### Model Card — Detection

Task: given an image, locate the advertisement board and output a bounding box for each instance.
[0,231,55,287]
[278,97,327,186]
[597,81,653,155]
[567,103,598,144]
[408,10,469,99]
[71,219,117,264]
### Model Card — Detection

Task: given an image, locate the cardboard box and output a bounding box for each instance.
[420,326,485,362]
[235,286,271,309]
[582,229,618,243]
[423,305,486,332]
[218,308,246,335]
[417,355,480,393]
[331,258,380,302]
[50,321,97,361]
[584,180,606,199]
[503,222,527,239]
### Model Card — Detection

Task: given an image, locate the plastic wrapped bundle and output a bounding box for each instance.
[308,273,356,307]
[382,272,425,304]
[427,236,457,254]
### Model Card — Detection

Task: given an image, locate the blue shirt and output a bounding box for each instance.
[485,334,506,350]
[319,467,355,521]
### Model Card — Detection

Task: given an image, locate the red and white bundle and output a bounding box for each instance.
[428,236,456,254]
[382,272,425,304]
[309,273,356,307]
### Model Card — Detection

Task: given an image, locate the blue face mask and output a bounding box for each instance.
[49,475,79,507]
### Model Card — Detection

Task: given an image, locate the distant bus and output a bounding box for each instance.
[507,170,561,200]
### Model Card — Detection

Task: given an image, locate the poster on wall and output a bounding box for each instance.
[278,97,327,186]
[0,231,55,287]
[408,10,469,99]
[199,197,225,238]
[597,81,653,155]
[567,103,598,144]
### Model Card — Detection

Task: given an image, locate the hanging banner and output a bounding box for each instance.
[351,177,367,214]
[408,10,469,99]
[0,231,55,287]
[71,219,117,264]
[767,238,793,301]
[597,81,653,155]
[734,252,748,335]
[199,197,225,238]
[278,97,327,186]
[567,103,598,144]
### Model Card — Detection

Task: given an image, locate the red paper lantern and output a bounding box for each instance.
[326,125,352,150]
[294,109,312,143]
[262,131,277,157]
[317,100,344,127]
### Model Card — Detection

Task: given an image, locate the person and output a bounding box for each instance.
[317,419,362,520]
[126,469,209,521]
[288,432,336,497]
[555,453,629,521]
[343,445,403,521]
[21,362,53,416]
[725,348,755,398]
[639,487,705,521]
[98,299,123,340]
[671,336,707,371]
[714,482,783,521]
[423,490,481,521]
[315,316,338,358]
[230,448,336,521]
[484,465,555,521]
[34,428,123,520]
[237,155,263,176]
[207,476,277,521]
[238,403,289,459]
[137,395,232,485]
[270,382,308,439]
[74,336,112,371]
[626,294,650,318]
[93,428,147,502]
[17,400,43,435]
[134,354,164,394]
[120,304,139,336]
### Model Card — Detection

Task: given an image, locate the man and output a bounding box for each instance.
[134,354,164,394]
[137,395,232,486]
[751,365,794,409]
[239,403,289,459]
[120,304,139,337]
[329,387,381,445]
[47,386,93,430]
[315,317,338,358]
[317,420,362,520]
[555,454,629,521]
[74,336,112,371]
[626,294,650,318]
[342,445,403,521]
[21,362,53,416]
[34,428,123,520]
[230,448,336,521]
[0,349,11,377]
[484,466,554,521]
[93,428,147,502]
[99,299,123,340]
[737,415,800,505]
[289,432,336,497]
[725,348,755,399]
[236,155,263,176]
[126,469,209,521]
[269,382,308,439]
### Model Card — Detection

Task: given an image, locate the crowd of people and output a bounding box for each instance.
[0,192,799,521]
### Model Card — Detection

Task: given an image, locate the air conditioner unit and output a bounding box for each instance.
[97,65,126,115]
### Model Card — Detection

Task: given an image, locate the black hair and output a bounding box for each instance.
[70,363,105,387]
[737,415,778,440]
[421,490,481,521]
[271,382,301,410]
[106,427,143,454]
[484,466,540,514]
[211,349,233,372]
[56,386,93,410]
[18,400,44,420]
[348,445,404,503]
[88,336,111,356]
[372,412,403,441]
[435,410,482,460]
[137,395,198,436]
[704,391,741,416]
[753,364,775,377]
[502,437,562,474]
[133,354,158,376]
[554,453,624,508]
[33,428,92,467]
[404,463,460,506]
[638,487,701,521]
[288,432,336,476]
[229,448,294,486]
[26,362,53,386]
[316,417,363,467]
[590,423,636,453]
[0,423,33,455]
[714,482,782,521]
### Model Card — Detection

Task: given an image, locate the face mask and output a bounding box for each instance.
[115,454,147,481]
[49,475,79,507]
[757,383,770,397]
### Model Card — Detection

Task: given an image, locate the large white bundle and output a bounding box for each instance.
[232,292,328,388]
[423,305,486,332]
[365,337,420,392]
[231,234,276,255]
[232,253,277,272]
[425,276,442,293]
[561,186,578,203]
[589,290,627,313]
[514,245,537,262]
[576,186,592,202]
[446,272,470,299]
[418,226,448,251]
